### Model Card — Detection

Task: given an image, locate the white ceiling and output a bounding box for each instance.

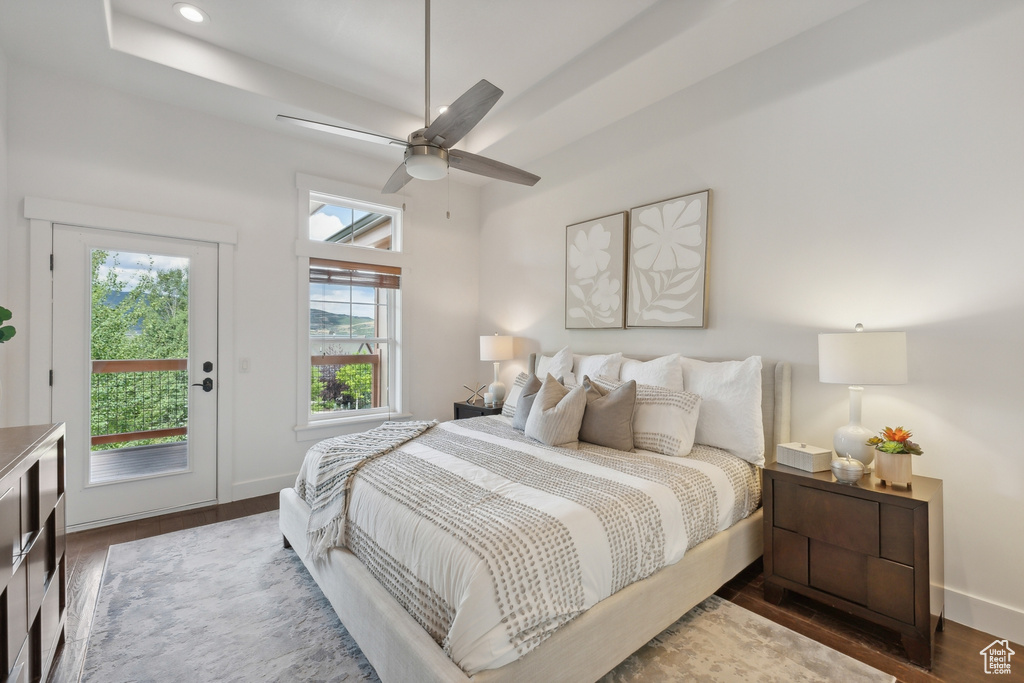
[0,0,869,184]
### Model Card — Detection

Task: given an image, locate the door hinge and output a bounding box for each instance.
[50,254,54,271]
[49,369,53,386]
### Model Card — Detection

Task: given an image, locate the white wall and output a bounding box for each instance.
[3,64,481,499]
[477,2,1024,641]
[0,47,9,419]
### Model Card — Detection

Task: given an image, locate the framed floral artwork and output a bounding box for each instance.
[626,190,710,328]
[565,212,627,329]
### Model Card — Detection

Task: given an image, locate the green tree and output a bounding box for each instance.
[90,251,190,450]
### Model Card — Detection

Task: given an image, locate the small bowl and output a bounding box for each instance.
[831,456,865,484]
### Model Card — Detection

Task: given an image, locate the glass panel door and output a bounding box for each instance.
[89,250,191,483]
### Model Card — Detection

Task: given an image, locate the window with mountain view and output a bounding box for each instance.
[308,258,399,417]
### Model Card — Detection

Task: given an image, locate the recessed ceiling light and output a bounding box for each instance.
[174,3,208,23]
[437,105,449,115]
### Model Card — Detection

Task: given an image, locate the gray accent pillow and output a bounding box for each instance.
[593,376,702,457]
[580,376,636,451]
[511,374,543,431]
[524,374,586,449]
[501,372,531,418]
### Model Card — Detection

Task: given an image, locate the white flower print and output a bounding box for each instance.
[631,198,702,271]
[568,222,612,279]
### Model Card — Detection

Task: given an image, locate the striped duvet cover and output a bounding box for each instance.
[298,415,760,674]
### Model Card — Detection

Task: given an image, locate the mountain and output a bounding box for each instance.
[310,308,376,336]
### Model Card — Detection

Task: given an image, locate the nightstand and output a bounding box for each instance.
[453,400,502,420]
[762,462,943,668]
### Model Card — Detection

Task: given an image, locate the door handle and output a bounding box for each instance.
[192,377,214,392]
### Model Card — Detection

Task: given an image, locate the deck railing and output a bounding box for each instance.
[90,358,188,447]
[311,354,381,411]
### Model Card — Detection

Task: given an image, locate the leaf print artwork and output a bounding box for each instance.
[627,191,709,328]
[565,213,626,329]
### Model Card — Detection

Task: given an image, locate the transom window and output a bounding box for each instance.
[309,193,393,250]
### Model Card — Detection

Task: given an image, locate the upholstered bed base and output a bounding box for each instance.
[281,487,762,683]
[279,359,790,681]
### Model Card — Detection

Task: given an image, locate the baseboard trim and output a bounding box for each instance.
[232,473,297,501]
[67,499,217,533]
[945,586,1024,645]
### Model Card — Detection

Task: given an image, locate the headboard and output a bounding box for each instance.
[526,353,791,464]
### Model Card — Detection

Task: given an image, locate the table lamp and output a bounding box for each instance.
[818,326,907,469]
[480,334,514,405]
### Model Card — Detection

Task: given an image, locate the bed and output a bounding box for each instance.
[280,352,791,682]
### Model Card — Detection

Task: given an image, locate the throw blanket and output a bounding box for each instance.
[294,420,437,557]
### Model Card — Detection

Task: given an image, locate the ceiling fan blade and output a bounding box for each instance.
[448,149,540,186]
[277,114,406,147]
[422,79,503,149]
[381,162,414,194]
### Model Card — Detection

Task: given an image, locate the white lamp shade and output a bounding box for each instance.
[818,332,907,385]
[480,335,513,361]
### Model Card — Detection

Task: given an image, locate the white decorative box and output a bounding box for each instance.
[776,442,832,472]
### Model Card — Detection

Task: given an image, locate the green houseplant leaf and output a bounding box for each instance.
[0,306,15,343]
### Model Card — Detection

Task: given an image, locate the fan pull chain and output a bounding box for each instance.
[446,173,451,219]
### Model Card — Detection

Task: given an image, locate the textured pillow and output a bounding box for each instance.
[501,372,531,418]
[580,376,636,452]
[524,374,586,449]
[593,377,701,457]
[536,346,573,381]
[619,354,684,392]
[575,353,624,382]
[680,355,764,465]
[511,374,543,431]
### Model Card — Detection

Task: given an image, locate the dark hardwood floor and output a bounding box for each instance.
[48,496,1020,683]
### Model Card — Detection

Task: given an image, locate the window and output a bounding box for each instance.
[307,259,399,418]
[309,193,394,250]
[296,180,404,430]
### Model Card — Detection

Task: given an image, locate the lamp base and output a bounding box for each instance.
[833,423,875,470]
[488,381,506,405]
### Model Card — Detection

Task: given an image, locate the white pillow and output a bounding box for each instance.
[593,377,701,457]
[575,353,623,382]
[619,354,684,392]
[680,356,764,465]
[525,375,586,449]
[536,346,573,380]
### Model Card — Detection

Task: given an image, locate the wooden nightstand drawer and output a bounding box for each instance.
[880,504,915,566]
[774,481,879,556]
[772,528,808,585]
[809,539,868,605]
[868,556,915,624]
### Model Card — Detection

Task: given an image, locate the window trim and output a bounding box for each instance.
[295,178,406,436]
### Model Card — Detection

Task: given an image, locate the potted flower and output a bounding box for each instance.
[866,426,921,488]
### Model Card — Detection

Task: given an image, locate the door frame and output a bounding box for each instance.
[26,197,238,520]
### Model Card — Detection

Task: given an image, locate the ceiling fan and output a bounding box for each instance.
[277,0,540,194]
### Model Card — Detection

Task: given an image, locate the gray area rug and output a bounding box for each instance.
[83,511,894,682]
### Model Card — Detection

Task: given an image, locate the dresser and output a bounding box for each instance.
[1,424,67,683]
[762,462,943,668]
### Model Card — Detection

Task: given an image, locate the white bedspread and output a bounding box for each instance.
[314,416,760,675]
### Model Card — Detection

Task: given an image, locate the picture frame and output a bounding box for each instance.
[565,212,627,329]
[626,189,710,328]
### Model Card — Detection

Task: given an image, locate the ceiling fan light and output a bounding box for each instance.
[405,147,449,180]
